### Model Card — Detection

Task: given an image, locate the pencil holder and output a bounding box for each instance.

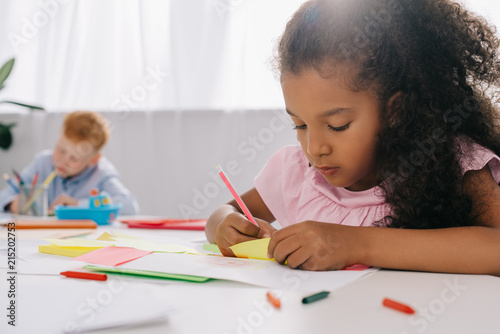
[18,184,48,217]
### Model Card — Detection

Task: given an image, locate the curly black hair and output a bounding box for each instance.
[276,0,500,229]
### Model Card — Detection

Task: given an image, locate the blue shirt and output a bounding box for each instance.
[0,150,139,215]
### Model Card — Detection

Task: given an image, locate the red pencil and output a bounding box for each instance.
[216,164,258,226]
[12,169,22,184]
[382,298,415,314]
[60,271,108,281]
[28,172,39,200]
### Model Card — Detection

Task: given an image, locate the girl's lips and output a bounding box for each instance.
[315,166,340,176]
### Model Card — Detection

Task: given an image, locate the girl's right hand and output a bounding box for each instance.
[215,212,276,257]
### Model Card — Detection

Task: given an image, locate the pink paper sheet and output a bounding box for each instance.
[72,246,152,266]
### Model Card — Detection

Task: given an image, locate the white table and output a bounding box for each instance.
[1,224,500,334]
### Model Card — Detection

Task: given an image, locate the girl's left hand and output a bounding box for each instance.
[267,221,366,271]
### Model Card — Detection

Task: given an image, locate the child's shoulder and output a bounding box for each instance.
[270,145,308,167]
[262,145,311,179]
[255,145,308,187]
[456,136,500,182]
[93,155,120,176]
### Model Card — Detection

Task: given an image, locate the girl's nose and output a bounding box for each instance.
[307,130,331,158]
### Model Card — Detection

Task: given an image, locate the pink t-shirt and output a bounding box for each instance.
[254,142,500,228]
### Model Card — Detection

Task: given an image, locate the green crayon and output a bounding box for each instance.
[302,291,330,304]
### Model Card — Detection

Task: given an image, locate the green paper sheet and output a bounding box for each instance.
[83,265,212,283]
[203,243,221,253]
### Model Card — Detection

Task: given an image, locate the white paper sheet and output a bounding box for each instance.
[101,253,378,292]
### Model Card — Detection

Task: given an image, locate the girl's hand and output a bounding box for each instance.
[267,221,365,271]
[215,212,276,257]
[8,195,20,214]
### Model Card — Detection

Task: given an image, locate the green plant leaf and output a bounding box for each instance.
[0,100,44,111]
[0,58,15,87]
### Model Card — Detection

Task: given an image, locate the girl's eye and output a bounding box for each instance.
[292,124,307,130]
[329,122,351,132]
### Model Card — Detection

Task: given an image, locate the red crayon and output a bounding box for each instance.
[382,298,415,314]
[60,271,108,281]
[266,291,281,309]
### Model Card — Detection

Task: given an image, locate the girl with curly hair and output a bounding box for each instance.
[206,0,500,275]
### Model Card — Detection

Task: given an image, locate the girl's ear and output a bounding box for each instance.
[386,91,403,127]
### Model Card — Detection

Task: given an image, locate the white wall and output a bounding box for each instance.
[1,0,497,218]
[0,110,297,218]
[463,0,500,30]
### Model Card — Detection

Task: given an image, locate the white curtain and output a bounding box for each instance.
[0,0,307,112]
[0,0,498,113]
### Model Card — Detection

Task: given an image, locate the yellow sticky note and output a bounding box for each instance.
[97,231,140,241]
[39,244,102,257]
[112,231,141,239]
[44,239,114,248]
[97,232,115,241]
[229,238,273,261]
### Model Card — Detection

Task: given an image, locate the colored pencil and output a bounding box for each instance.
[27,172,39,201]
[3,173,19,193]
[21,170,56,214]
[216,164,258,226]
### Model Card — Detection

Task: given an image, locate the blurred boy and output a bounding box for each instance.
[0,111,139,215]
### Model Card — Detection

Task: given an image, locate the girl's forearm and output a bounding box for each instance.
[205,204,239,243]
[358,226,500,276]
